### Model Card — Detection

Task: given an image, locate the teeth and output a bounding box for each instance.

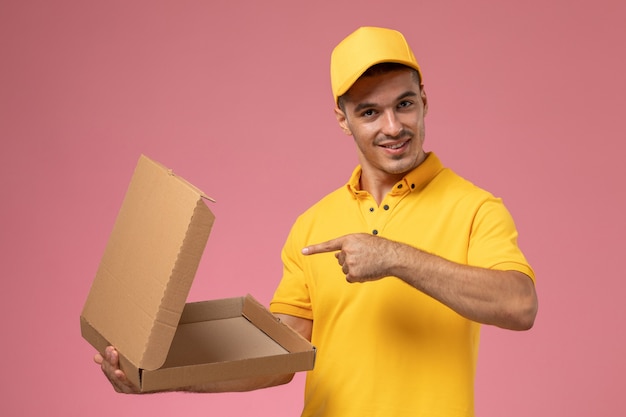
[385,142,404,149]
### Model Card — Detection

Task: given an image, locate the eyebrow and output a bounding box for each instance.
[353,91,419,113]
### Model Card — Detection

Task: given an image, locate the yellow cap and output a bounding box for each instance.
[330,27,423,104]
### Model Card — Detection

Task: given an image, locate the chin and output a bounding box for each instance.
[386,155,423,174]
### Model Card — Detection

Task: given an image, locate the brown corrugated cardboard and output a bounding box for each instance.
[80,155,315,392]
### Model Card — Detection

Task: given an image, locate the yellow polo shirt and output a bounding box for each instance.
[270,152,534,417]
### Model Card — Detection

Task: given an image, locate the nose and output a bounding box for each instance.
[380,109,403,137]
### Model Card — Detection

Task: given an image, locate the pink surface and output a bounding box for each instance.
[1,0,624,415]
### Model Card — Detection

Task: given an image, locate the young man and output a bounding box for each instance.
[96,27,538,416]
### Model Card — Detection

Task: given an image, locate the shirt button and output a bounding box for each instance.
[372,229,378,235]
[397,184,403,189]
[369,207,374,212]
[383,205,389,210]
[411,183,416,189]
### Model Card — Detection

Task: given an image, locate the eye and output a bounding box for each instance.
[398,100,413,109]
[361,109,376,118]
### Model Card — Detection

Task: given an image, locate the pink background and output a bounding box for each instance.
[1,0,624,415]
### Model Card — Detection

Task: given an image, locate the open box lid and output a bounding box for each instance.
[80,155,215,371]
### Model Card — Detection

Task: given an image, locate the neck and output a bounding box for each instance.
[357,153,427,205]
[359,171,404,205]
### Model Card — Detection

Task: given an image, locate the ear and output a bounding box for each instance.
[421,88,428,116]
[334,106,352,136]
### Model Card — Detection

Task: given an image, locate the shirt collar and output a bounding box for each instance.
[346,152,444,197]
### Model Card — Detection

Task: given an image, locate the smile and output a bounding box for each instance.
[380,139,410,150]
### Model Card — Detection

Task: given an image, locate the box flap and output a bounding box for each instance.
[81,155,215,370]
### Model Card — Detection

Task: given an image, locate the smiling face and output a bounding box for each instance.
[335,66,428,191]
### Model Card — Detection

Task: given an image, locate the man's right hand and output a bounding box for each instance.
[94,346,140,394]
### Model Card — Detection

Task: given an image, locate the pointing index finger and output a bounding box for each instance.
[302,236,345,255]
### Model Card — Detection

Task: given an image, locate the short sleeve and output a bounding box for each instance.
[269,220,315,320]
[468,197,535,282]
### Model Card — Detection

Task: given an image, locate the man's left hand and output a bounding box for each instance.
[302,233,396,282]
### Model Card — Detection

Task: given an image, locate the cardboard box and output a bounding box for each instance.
[80,155,315,392]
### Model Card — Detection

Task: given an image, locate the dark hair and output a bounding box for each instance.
[337,63,421,110]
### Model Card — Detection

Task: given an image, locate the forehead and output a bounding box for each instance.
[342,68,421,106]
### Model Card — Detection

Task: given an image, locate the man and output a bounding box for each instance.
[96,27,538,416]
